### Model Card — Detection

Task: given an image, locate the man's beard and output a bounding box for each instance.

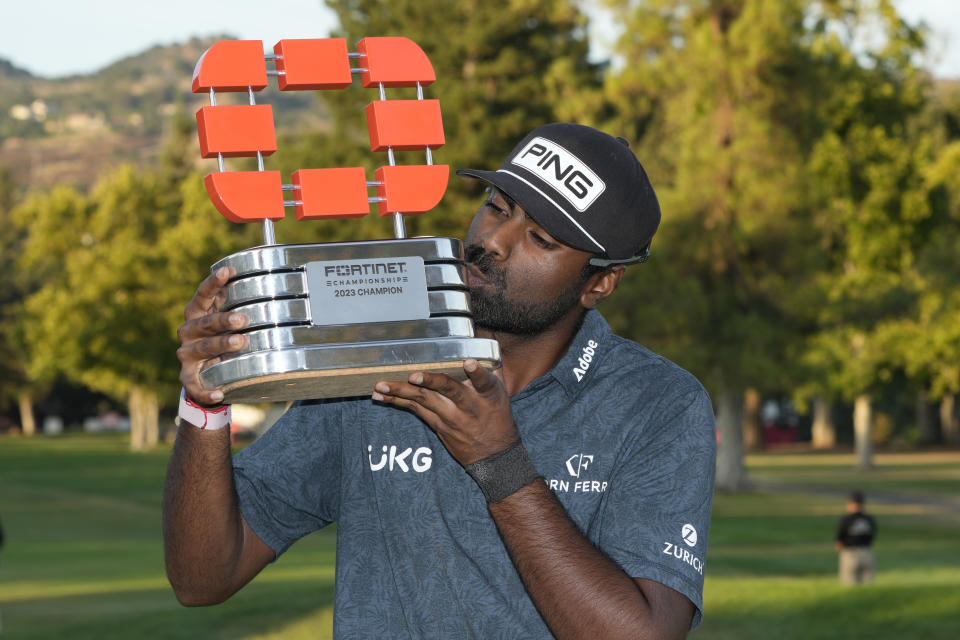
[465,245,584,336]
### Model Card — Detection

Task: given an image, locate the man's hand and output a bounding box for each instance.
[176,266,249,406]
[372,359,519,466]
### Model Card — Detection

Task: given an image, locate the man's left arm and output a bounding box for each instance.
[373,360,705,640]
[489,479,695,639]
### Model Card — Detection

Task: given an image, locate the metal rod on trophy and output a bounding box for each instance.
[248,85,275,245]
[375,80,406,240]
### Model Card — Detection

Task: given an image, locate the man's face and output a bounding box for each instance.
[464,187,593,335]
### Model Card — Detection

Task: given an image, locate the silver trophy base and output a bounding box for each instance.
[199,237,501,403]
[203,334,501,403]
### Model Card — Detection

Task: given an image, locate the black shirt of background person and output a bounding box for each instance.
[836,511,876,548]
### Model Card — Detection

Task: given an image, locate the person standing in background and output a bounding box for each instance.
[835,491,877,585]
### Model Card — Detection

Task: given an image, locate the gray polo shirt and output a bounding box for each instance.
[234,309,716,637]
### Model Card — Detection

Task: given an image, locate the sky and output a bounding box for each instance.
[0,0,958,79]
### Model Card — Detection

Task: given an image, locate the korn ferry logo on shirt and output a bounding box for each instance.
[511,137,606,212]
[663,524,704,575]
[565,453,593,477]
[548,452,608,494]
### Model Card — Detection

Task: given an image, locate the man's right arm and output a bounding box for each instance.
[163,266,274,605]
[162,421,275,605]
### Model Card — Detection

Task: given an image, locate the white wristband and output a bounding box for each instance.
[178,388,231,431]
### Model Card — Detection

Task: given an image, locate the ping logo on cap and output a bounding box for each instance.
[511,137,605,212]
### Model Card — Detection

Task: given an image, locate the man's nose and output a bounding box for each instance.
[480,216,522,259]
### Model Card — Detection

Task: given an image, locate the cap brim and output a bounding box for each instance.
[456,168,605,255]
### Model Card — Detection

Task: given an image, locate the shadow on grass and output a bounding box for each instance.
[1,576,335,640]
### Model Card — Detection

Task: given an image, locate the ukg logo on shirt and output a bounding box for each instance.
[367,444,433,473]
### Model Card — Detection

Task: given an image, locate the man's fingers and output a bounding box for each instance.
[177,268,241,408]
[177,330,248,408]
[184,383,225,407]
[407,371,466,404]
[178,355,226,406]
[372,390,441,428]
[373,379,457,417]
[178,332,248,363]
[462,359,500,394]
[185,267,234,321]
[179,311,248,342]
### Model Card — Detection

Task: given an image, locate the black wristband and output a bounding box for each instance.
[465,441,541,503]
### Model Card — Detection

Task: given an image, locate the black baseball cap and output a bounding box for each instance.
[456,123,661,265]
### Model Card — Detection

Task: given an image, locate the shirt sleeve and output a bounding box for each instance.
[595,375,716,629]
[232,399,343,557]
[836,516,847,542]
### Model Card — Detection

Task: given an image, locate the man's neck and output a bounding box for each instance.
[478,310,586,396]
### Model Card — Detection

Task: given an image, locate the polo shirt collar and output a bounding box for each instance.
[512,309,612,401]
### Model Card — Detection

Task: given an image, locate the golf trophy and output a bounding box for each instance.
[192,37,500,403]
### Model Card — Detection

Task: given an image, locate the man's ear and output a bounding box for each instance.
[581,265,625,309]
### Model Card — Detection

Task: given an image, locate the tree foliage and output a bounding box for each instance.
[600,0,836,487]
[266,0,602,245]
[599,0,951,480]
[0,166,31,408]
[12,116,253,448]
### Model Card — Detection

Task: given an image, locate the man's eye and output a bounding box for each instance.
[530,232,555,248]
[485,200,508,216]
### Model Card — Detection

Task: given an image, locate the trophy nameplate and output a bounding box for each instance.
[192,37,500,403]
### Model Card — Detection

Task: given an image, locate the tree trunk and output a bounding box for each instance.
[715,383,748,491]
[742,388,762,451]
[811,396,836,449]
[129,385,160,452]
[853,393,873,471]
[18,391,36,436]
[129,387,143,451]
[941,395,958,446]
[915,389,936,444]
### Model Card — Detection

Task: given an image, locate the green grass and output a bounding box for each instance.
[745,451,960,504]
[696,489,960,639]
[1,433,959,639]
[0,433,336,639]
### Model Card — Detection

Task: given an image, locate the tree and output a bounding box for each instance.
[264,0,602,247]
[798,0,932,466]
[8,184,93,435]
[14,149,251,450]
[601,0,839,489]
[0,165,41,435]
[602,0,939,479]
[896,135,960,444]
[16,171,165,448]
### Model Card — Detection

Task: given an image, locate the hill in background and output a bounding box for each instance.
[0,37,330,191]
[2,37,956,195]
